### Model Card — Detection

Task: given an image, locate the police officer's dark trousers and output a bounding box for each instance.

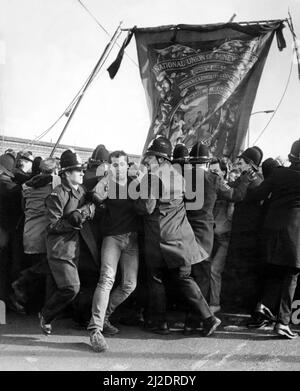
[41,257,80,324]
[148,263,212,322]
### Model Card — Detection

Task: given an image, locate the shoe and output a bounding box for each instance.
[183,321,203,335]
[209,305,221,314]
[254,303,276,322]
[247,319,272,329]
[153,322,170,335]
[90,329,108,352]
[119,311,144,327]
[274,323,298,339]
[183,325,197,335]
[74,320,89,329]
[11,281,27,304]
[170,320,185,330]
[8,294,26,315]
[38,313,52,335]
[103,319,120,336]
[202,316,221,337]
[145,320,170,335]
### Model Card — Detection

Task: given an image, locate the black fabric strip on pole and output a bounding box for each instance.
[49,22,122,157]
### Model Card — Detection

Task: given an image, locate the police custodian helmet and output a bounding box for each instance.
[145,136,172,161]
[189,142,211,164]
[59,149,84,173]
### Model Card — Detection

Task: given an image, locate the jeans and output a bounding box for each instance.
[88,232,139,331]
[210,233,230,307]
[148,264,212,323]
[261,264,300,325]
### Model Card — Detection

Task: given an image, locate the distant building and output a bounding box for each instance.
[0,135,141,163]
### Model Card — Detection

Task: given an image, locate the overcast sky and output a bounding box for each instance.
[1,0,300,158]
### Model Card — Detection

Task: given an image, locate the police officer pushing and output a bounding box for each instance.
[39,149,95,335]
[136,136,221,337]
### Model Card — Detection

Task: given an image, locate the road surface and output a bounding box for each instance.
[0,313,300,371]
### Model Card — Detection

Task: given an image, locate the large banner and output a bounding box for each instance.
[135,22,286,159]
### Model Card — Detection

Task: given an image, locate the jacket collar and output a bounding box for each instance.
[61,178,84,199]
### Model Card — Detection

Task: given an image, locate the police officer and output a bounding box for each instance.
[136,137,221,337]
[247,140,300,339]
[39,149,95,335]
[172,143,190,166]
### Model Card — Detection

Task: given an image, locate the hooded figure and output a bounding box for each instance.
[84,144,110,182]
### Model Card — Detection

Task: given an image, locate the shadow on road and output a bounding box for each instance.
[1,334,300,366]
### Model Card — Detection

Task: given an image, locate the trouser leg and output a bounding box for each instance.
[0,246,10,302]
[171,265,212,320]
[87,236,121,332]
[106,236,139,319]
[41,284,80,324]
[147,266,167,323]
[10,223,25,283]
[278,268,300,325]
[210,235,229,307]
[191,260,211,302]
[41,257,80,324]
[16,254,50,299]
[261,264,284,315]
[45,274,57,302]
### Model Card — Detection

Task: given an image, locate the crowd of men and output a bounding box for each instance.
[0,137,300,353]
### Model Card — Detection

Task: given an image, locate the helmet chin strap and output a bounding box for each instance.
[157,156,163,164]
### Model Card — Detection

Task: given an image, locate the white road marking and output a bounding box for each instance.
[111,363,130,370]
[191,351,220,370]
[24,356,40,371]
[25,357,38,363]
[215,342,247,367]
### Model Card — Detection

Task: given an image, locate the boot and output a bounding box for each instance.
[103,319,120,336]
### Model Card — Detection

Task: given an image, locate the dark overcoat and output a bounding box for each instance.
[0,173,22,246]
[45,179,98,287]
[135,163,207,269]
[247,165,300,269]
[185,167,251,257]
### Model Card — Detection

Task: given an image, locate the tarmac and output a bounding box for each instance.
[1,312,300,371]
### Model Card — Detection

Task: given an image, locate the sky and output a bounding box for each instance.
[1,0,300,158]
